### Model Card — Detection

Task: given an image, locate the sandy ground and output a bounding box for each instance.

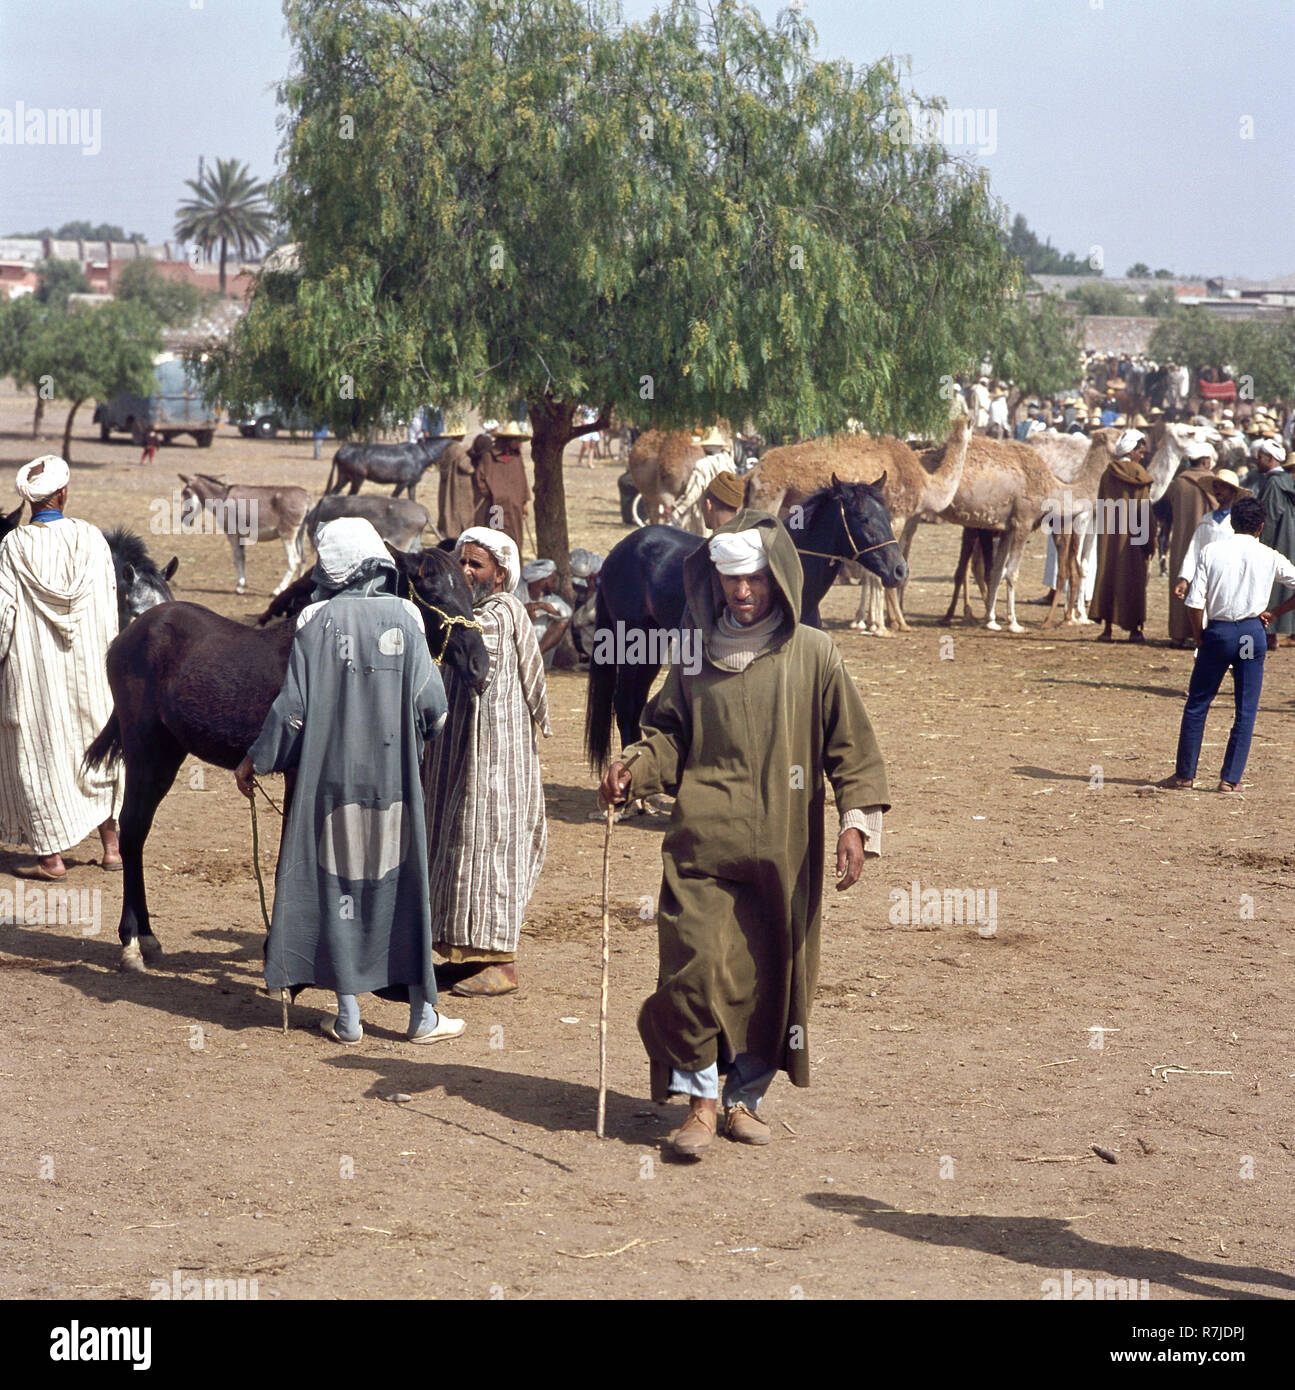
[1,387,1293,1303]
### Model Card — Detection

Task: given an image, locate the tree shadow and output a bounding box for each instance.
[806,1192,1295,1300]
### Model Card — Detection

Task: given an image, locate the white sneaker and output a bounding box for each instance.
[407,1012,466,1044]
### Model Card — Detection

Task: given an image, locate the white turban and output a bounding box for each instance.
[521,558,556,584]
[708,528,768,575]
[1181,438,1215,461]
[1258,437,1287,463]
[16,454,70,504]
[315,517,392,586]
[1113,429,1146,458]
[456,525,520,591]
[1024,418,1046,438]
[570,548,602,579]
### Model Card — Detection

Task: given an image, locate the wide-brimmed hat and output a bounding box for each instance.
[494,419,532,440]
[698,426,729,449]
[1205,467,1250,500]
[439,416,467,437]
[704,470,745,511]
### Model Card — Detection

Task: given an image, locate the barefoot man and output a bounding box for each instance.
[600,512,889,1158]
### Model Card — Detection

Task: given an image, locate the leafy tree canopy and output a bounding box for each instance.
[981,293,1081,400]
[116,258,210,327]
[1004,214,1092,276]
[7,221,147,242]
[1150,310,1295,402]
[1064,282,1142,317]
[35,258,91,309]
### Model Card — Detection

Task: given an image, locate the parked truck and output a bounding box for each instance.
[94,353,220,448]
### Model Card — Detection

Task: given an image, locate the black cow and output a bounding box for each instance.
[324,438,453,503]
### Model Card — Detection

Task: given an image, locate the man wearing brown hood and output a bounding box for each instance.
[1092,428,1155,643]
[469,422,531,550]
[599,511,889,1158]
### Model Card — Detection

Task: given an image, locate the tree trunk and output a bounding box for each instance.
[528,396,579,669]
[62,399,84,463]
[219,237,228,297]
[32,396,44,439]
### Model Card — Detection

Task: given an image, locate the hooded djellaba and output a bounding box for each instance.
[618,510,890,1107]
[246,519,449,1010]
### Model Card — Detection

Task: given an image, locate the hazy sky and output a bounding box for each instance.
[1,0,1290,278]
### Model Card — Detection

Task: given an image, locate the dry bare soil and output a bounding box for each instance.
[2,386,1293,1302]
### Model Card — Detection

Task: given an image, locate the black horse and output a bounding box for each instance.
[324,438,452,503]
[584,479,906,769]
[0,510,177,628]
[84,545,489,972]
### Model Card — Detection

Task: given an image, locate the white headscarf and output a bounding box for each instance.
[521,558,556,583]
[16,454,71,504]
[1113,429,1146,458]
[315,518,392,586]
[1258,437,1287,464]
[708,528,768,575]
[456,525,521,591]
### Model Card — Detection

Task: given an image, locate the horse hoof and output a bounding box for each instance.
[985,620,1001,631]
[120,943,146,973]
[139,934,163,962]
[1008,623,1025,634]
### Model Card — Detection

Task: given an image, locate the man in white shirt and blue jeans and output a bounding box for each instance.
[1165,496,1295,793]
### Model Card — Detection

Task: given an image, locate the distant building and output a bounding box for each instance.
[0,236,258,301]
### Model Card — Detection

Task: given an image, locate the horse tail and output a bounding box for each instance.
[583,584,617,772]
[84,710,122,774]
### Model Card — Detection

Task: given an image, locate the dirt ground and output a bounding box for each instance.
[2,387,1293,1303]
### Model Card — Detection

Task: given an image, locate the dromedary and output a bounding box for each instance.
[628,430,704,523]
[745,415,970,633]
[904,432,1115,633]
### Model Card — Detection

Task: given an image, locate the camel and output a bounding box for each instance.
[902,432,1116,633]
[627,430,704,523]
[745,415,970,634]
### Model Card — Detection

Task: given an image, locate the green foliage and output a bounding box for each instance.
[1153,268,1174,280]
[984,294,1081,400]
[1150,311,1295,403]
[1064,282,1142,317]
[1126,262,1151,278]
[1004,214,1091,275]
[34,258,91,309]
[0,295,44,390]
[174,157,274,293]
[7,221,146,242]
[116,258,209,327]
[1139,286,1179,318]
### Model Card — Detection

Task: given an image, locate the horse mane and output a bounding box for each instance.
[797,481,842,532]
[102,526,160,575]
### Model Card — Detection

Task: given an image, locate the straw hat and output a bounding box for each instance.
[439,416,467,437]
[698,425,729,449]
[1205,468,1250,501]
[494,419,532,440]
[1132,413,1150,428]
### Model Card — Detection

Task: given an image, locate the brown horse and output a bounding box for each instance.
[84,546,488,972]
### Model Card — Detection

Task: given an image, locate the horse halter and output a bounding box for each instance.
[796,498,903,565]
[406,577,483,666]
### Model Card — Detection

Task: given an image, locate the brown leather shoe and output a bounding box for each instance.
[724,1103,771,1146]
[668,1101,717,1159]
[450,962,518,997]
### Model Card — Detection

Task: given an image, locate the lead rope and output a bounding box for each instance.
[406,579,483,665]
[249,778,287,1033]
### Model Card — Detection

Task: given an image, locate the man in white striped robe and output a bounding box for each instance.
[424,526,551,996]
[0,456,122,879]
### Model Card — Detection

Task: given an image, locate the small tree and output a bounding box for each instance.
[35,258,90,310]
[1125,262,1151,278]
[0,295,50,436]
[1065,282,1142,317]
[26,301,161,461]
[116,258,208,327]
[986,293,1081,408]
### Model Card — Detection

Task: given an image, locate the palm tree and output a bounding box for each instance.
[174,158,275,296]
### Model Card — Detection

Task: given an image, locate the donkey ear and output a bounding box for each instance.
[163,557,179,582]
[178,474,189,485]
[830,471,843,489]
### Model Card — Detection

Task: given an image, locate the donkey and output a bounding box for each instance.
[84,545,489,973]
[178,474,310,596]
[324,438,452,503]
[584,479,906,770]
[304,494,432,553]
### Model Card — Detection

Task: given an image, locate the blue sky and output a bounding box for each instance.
[1,0,1290,278]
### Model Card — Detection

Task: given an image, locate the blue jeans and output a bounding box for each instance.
[1174,618,1266,785]
[669,1054,777,1110]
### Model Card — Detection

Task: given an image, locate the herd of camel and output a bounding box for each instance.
[628,417,1213,635]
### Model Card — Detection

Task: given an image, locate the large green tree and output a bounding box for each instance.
[204,0,1012,576]
[174,157,274,295]
[23,301,161,461]
[985,293,1081,406]
[1150,310,1295,404]
[0,294,50,436]
[34,258,90,310]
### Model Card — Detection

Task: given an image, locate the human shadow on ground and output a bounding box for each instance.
[1038,676,1185,699]
[542,782,672,831]
[806,1192,1295,1300]
[323,1054,667,1168]
[1011,764,1151,788]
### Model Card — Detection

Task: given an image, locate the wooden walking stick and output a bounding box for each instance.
[598,750,638,1139]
